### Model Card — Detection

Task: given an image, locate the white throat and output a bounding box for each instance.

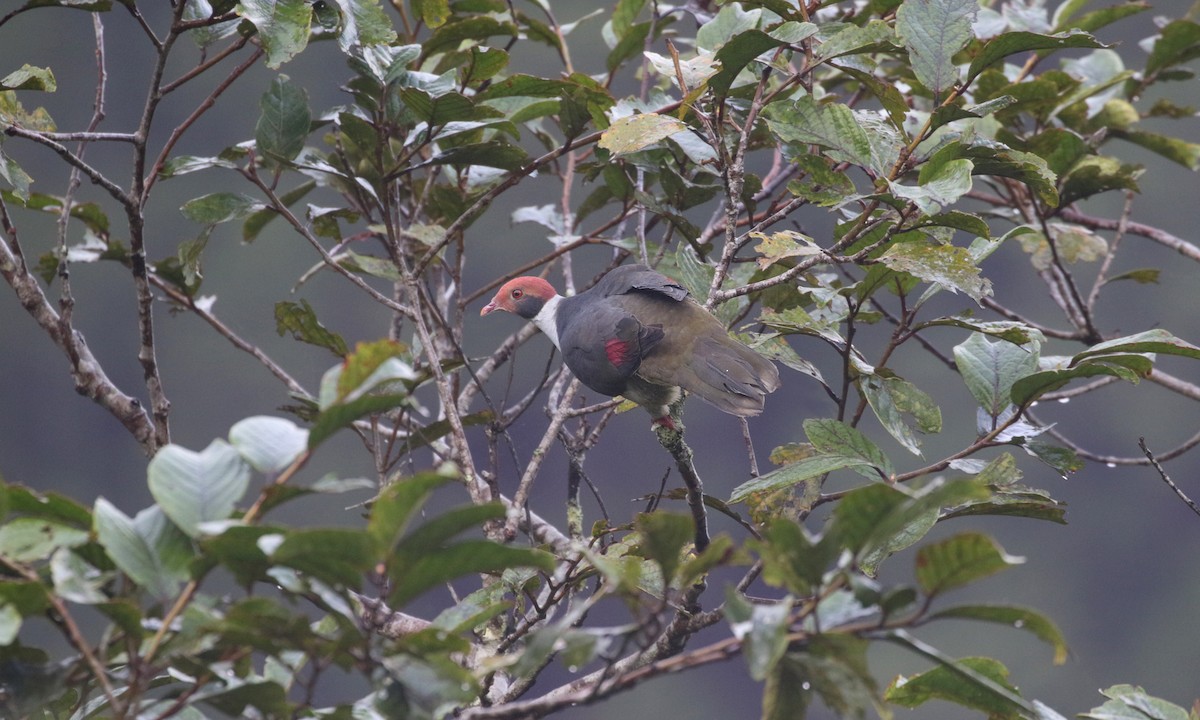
[532,294,563,349]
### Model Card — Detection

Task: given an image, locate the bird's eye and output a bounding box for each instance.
[511,288,524,299]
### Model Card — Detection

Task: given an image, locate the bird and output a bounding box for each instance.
[480,264,780,425]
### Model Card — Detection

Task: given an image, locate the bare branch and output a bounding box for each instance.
[1140,437,1200,518]
[0,199,157,453]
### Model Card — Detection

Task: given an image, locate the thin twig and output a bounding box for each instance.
[1140,437,1200,518]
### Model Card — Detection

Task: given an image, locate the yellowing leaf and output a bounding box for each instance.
[598,114,688,156]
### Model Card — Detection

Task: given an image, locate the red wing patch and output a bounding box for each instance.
[605,338,634,368]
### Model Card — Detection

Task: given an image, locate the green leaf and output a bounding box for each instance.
[890,158,975,215]
[1146,20,1200,78]
[635,512,694,583]
[0,580,50,617]
[911,210,991,238]
[422,15,517,57]
[611,0,647,40]
[598,113,687,156]
[954,332,1039,418]
[763,653,812,719]
[816,20,897,61]
[729,453,873,504]
[147,440,252,537]
[1060,155,1141,206]
[389,541,555,606]
[310,340,416,449]
[1102,268,1160,286]
[784,154,858,207]
[934,138,1060,207]
[858,478,990,576]
[181,192,263,225]
[244,180,312,242]
[0,603,21,644]
[930,604,1069,664]
[966,30,1105,84]
[831,483,910,555]
[158,154,239,179]
[462,45,509,84]
[915,531,1023,596]
[885,653,1026,718]
[860,374,942,455]
[93,500,192,599]
[1010,357,1146,407]
[752,230,822,270]
[1055,1,1147,34]
[0,148,33,201]
[676,534,737,587]
[784,636,882,719]
[367,470,456,551]
[1017,222,1107,271]
[429,142,528,171]
[896,0,976,94]
[805,418,894,479]
[1021,440,1085,476]
[228,416,308,474]
[1082,685,1193,720]
[397,88,477,126]
[878,241,990,301]
[709,23,818,96]
[755,519,832,595]
[274,299,349,356]
[411,0,450,28]
[1075,329,1200,362]
[270,528,377,588]
[255,75,310,163]
[0,65,56,92]
[1113,129,1200,171]
[726,589,791,681]
[202,525,276,587]
[50,549,109,604]
[765,95,876,171]
[327,0,397,50]
[1012,330,1200,406]
[236,0,313,68]
[5,484,91,527]
[0,519,88,563]
[391,503,507,560]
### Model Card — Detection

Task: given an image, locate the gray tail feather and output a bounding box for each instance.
[680,339,780,416]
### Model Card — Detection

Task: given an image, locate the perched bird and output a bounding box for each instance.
[480,264,780,424]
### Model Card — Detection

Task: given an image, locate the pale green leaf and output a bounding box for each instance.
[93,500,192,599]
[181,192,263,225]
[0,519,88,562]
[860,374,942,455]
[0,65,56,92]
[147,440,252,537]
[228,416,309,474]
[953,332,1039,417]
[896,0,976,93]
[1082,685,1192,720]
[236,0,313,68]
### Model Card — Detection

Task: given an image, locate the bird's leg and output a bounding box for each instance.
[653,402,710,552]
[651,414,677,432]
